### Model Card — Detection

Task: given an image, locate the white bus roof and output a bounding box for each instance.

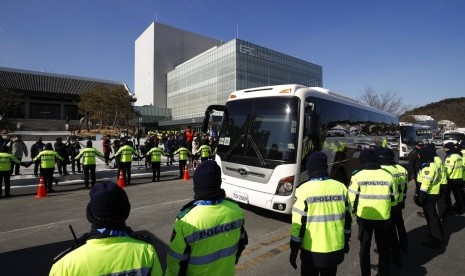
[227,84,396,118]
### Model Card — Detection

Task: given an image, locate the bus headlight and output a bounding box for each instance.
[276,176,294,196]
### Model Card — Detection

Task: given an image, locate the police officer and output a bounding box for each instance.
[114,140,140,186]
[174,141,192,179]
[443,142,464,214]
[166,160,248,276]
[290,152,351,276]
[50,182,162,275]
[198,140,212,162]
[74,140,105,189]
[33,143,64,193]
[349,148,394,276]
[374,146,407,265]
[146,141,166,182]
[69,138,82,174]
[0,145,22,198]
[416,146,444,249]
[428,144,450,223]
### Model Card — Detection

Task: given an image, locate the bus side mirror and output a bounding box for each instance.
[307,113,320,138]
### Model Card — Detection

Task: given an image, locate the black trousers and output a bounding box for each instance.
[120,162,132,185]
[40,167,55,191]
[357,217,391,276]
[71,158,81,173]
[450,180,465,213]
[11,158,22,175]
[104,151,111,166]
[83,164,96,188]
[0,170,11,197]
[179,160,187,178]
[423,195,443,243]
[33,160,40,176]
[151,162,161,181]
[56,159,68,175]
[391,204,408,252]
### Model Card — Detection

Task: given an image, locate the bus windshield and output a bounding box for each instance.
[400,125,432,146]
[217,96,300,168]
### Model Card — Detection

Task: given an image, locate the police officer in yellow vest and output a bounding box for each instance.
[174,141,192,179]
[429,144,450,223]
[198,140,212,162]
[290,152,351,276]
[374,146,407,265]
[33,143,64,193]
[166,160,248,276]
[415,146,444,249]
[146,141,167,182]
[50,181,162,275]
[443,142,464,214]
[0,145,22,198]
[349,148,394,276]
[114,140,140,186]
[74,140,105,189]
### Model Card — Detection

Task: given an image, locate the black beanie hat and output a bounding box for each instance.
[86,140,93,148]
[424,143,437,156]
[359,148,378,164]
[444,142,455,151]
[306,152,329,179]
[86,182,130,229]
[373,146,388,164]
[418,147,434,162]
[193,160,224,200]
[44,143,53,150]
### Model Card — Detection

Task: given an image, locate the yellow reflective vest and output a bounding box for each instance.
[444,152,463,180]
[380,165,401,207]
[418,162,441,195]
[174,147,191,161]
[348,168,394,220]
[166,199,247,276]
[146,147,166,162]
[115,145,138,163]
[433,156,448,186]
[291,178,351,253]
[0,152,20,171]
[75,148,104,165]
[198,145,212,158]
[49,236,162,276]
[33,150,64,169]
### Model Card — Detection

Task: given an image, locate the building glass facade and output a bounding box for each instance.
[167,39,322,121]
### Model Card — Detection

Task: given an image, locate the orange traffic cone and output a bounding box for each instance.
[183,165,190,181]
[118,170,126,188]
[35,176,47,199]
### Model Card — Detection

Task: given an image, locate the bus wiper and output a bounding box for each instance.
[247,135,268,167]
[223,134,245,161]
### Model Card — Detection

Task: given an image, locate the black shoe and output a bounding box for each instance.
[417,211,425,218]
[152,178,155,182]
[34,174,39,177]
[55,179,59,186]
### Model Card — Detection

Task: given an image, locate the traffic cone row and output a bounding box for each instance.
[118,170,126,188]
[183,165,190,181]
[35,176,47,199]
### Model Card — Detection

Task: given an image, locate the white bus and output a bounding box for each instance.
[202,85,398,213]
[398,122,433,159]
[442,129,465,146]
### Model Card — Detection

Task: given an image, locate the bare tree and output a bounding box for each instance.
[358,87,404,114]
[0,86,24,121]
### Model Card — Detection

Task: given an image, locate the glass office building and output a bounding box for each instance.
[167,39,322,121]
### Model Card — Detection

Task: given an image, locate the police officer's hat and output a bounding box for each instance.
[193,160,224,200]
[306,152,329,179]
[359,148,378,164]
[86,182,130,229]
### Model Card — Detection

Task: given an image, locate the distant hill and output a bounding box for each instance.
[400,97,465,128]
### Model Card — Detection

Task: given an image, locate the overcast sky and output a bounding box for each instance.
[1,0,464,108]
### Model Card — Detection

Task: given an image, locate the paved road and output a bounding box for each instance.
[1,150,465,275]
